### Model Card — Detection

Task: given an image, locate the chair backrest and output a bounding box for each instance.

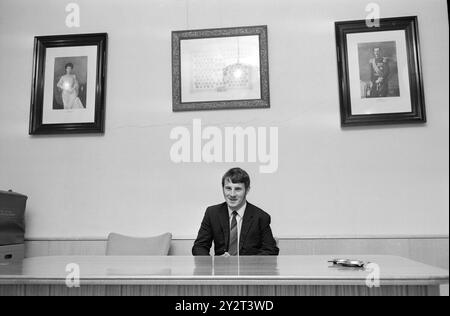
[274,237,279,248]
[106,232,172,256]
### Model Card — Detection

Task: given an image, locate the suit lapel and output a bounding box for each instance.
[218,203,230,250]
[239,203,255,251]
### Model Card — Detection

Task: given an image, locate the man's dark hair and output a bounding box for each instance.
[222,168,251,190]
[65,63,74,69]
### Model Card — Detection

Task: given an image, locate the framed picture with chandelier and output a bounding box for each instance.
[172,25,270,112]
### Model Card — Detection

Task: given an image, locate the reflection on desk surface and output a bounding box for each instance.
[0,255,448,282]
[193,256,279,276]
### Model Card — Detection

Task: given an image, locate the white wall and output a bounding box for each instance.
[0,0,448,239]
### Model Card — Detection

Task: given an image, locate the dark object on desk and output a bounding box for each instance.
[328,258,367,268]
[0,190,27,264]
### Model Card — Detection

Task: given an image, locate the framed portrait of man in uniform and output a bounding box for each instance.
[335,16,426,126]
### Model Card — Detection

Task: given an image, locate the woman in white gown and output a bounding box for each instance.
[56,63,84,109]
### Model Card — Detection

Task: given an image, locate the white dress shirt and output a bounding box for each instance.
[228,202,247,254]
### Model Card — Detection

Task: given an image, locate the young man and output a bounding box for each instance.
[192,168,279,256]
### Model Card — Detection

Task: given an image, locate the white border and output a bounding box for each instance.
[347,30,412,115]
[42,46,98,124]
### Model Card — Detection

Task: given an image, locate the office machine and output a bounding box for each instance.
[0,190,27,264]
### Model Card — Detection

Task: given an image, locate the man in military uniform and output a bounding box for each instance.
[368,47,390,97]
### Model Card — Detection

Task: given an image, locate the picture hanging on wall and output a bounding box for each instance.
[29,33,107,134]
[172,25,270,112]
[335,16,426,126]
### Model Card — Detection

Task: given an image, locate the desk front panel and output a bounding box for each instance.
[0,255,447,296]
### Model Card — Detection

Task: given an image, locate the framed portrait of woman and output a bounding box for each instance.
[29,33,107,134]
[335,16,426,126]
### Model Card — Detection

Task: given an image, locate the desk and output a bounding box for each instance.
[0,255,448,296]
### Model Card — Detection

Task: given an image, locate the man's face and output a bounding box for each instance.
[374,48,381,58]
[223,178,248,211]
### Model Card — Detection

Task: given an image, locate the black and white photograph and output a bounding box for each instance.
[358,41,400,99]
[53,56,88,110]
[29,33,107,134]
[336,16,426,126]
[0,0,448,302]
[172,25,270,111]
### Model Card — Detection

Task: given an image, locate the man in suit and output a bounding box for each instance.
[192,168,279,256]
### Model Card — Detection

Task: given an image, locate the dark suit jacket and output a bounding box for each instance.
[192,202,279,256]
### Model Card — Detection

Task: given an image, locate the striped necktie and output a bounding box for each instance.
[228,211,238,256]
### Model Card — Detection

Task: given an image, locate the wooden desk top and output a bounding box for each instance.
[0,255,448,286]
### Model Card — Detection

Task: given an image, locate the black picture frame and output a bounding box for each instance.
[172,25,270,112]
[335,16,426,126]
[29,33,108,135]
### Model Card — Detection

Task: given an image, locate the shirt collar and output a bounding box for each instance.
[228,202,247,218]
